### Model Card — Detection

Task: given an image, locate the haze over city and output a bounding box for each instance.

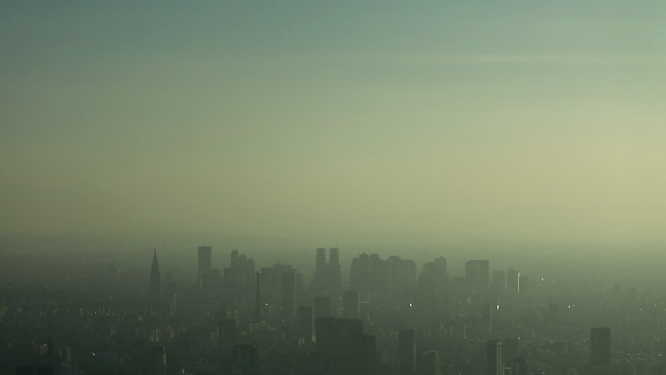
[2,2,666,375]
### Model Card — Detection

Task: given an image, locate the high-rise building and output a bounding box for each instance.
[298,306,314,341]
[150,249,161,300]
[507,357,527,375]
[255,272,261,322]
[418,351,441,375]
[503,336,520,363]
[398,329,416,375]
[282,271,297,317]
[315,317,375,375]
[313,248,342,295]
[314,296,333,321]
[519,275,529,294]
[327,248,342,294]
[223,249,255,289]
[492,270,506,294]
[465,260,490,296]
[197,246,212,280]
[507,268,520,293]
[233,344,258,373]
[343,290,360,319]
[486,340,503,375]
[591,327,611,366]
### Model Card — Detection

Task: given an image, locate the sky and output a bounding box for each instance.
[2,1,666,246]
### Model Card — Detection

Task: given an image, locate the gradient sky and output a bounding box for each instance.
[2,1,666,245]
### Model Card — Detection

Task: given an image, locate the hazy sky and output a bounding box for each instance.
[2,1,666,244]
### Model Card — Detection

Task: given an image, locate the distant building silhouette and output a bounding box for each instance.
[298,305,314,342]
[197,246,212,281]
[343,290,360,319]
[313,248,342,295]
[492,270,506,294]
[315,317,376,375]
[150,249,160,300]
[591,327,611,366]
[281,270,297,317]
[398,329,415,375]
[314,296,333,323]
[507,268,520,293]
[465,260,490,296]
[486,340,503,375]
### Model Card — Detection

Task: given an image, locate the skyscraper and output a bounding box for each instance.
[255,272,261,322]
[465,260,490,296]
[282,271,296,317]
[492,270,506,294]
[486,340,503,375]
[398,329,416,375]
[314,296,333,321]
[507,268,520,294]
[327,248,342,294]
[197,246,212,280]
[150,249,160,300]
[343,290,360,319]
[591,327,611,366]
[298,306,314,341]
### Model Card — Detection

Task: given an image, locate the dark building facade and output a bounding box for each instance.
[591,327,611,366]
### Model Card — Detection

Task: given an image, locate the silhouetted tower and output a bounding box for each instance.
[591,327,611,366]
[507,268,520,293]
[314,296,333,320]
[343,290,360,319]
[282,271,297,317]
[197,246,212,280]
[328,247,342,294]
[150,249,161,300]
[255,272,261,322]
[298,306,314,341]
[465,260,490,296]
[398,329,416,375]
[486,340,503,375]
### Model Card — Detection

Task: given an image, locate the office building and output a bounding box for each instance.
[298,306,314,341]
[486,340,502,375]
[343,290,360,319]
[492,270,506,294]
[150,249,160,301]
[197,246,212,280]
[465,260,490,295]
[282,271,297,317]
[398,329,415,375]
[507,269,520,294]
[591,327,611,366]
[315,317,376,375]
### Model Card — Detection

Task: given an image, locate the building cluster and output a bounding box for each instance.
[0,246,655,375]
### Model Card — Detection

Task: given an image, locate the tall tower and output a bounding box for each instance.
[150,249,161,300]
[507,268,520,293]
[281,271,296,317]
[398,329,416,375]
[591,327,611,366]
[486,340,503,375]
[198,246,212,280]
[465,260,490,296]
[255,272,261,322]
[343,290,360,319]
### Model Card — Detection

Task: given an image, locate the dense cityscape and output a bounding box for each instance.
[2,244,665,375]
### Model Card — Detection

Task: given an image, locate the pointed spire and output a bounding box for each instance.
[151,247,160,274]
